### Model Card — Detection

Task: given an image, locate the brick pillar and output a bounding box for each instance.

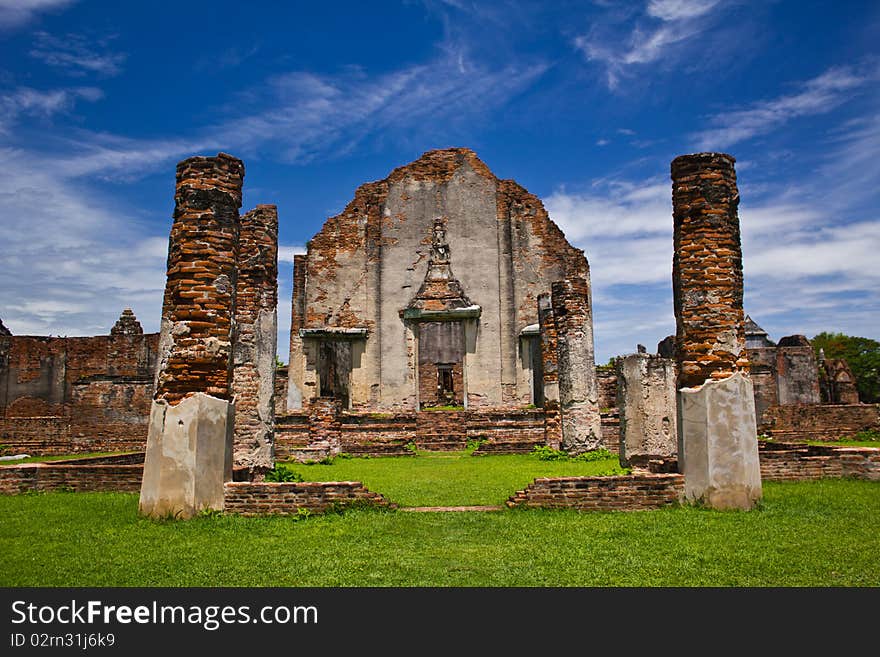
[286,254,307,410]
[537,293,561,448]
[671,152,749,388]
[550,278,602,453]
[671,152,761,510]
[232,204,278,475]
[140,153,244,519]
[153,153,244,404]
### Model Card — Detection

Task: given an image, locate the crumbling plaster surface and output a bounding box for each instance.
[290,148,588,411]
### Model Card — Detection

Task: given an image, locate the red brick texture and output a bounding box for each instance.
[0,463,144,494]
[0,332,158,455]
[507,473,685,511]
[671,153,749,388]
[155,153,244,404]
[759,442,880,481]
[223,481,393,515]
[274,407,551,459]
[232,204,278,471]
[759,403,880,441]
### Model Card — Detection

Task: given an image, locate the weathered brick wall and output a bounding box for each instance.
[759,442,880,481]
[551,278,601,452]
[759,403,879,441]
[275,407,552,459]
[820,358,860,404]
[223,481,392,515]
[274,366,289,414]
[468,408,546,454]
[0,332,158,455]
[507,473,684,511]
[154,153,244,404]
[0,463,144,494]
[286,255,308,410]
[417,361,464,408]
[671,153,749,388]
[775,337,820,405]
[339,412,417,456]
[289,148,589,411]
[747,346,778,423]
[232,204,278,472]
[596,367,617,411]
[273,412,310,460]
[538,293,561,448]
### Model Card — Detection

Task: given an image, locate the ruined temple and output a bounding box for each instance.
[745,316,821,421]
[0,309,158,454]
[287,148,592,414]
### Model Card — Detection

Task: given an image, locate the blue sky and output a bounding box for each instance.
[0,0,877,364]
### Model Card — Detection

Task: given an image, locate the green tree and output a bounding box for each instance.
[811,332,880,403]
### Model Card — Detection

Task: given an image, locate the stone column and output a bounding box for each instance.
[616,353,678,468]
[232,204,279,476]
[550,278,602,453]
[537,293,561,448]
[286,254,307,410]
[139,153,243,519]
[671,152,761,509]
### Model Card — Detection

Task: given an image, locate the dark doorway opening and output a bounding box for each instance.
[318,340,351,409]
[437,364,455,404]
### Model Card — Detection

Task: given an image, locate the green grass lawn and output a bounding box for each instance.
[805,440,880,448]
[0,451,133,464]
[1,479,878,586]
[288,452,627,507]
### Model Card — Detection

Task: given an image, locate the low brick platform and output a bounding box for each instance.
[759,403,879,441]
[759,441,880,481]
[223,481,394,516]
[507,472,684,511]
[0,463,144,494]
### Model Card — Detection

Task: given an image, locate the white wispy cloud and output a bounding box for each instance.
[0,0,73,30]
[0,85,102,133]
[542,152,880,361]
[30,31,126,77]
[646,0,721,21]
[574,0,727,89]
[9,46,548,184]
[693,64,876,150]
[220,54,548,163]
[0,147,167,336]
[0,38,549,342]
[277,245,306,265]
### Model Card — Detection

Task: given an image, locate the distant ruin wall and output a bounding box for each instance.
[759,442,880,481]
[0,463,144,494]
[759,403,879,441]
[0,333,158,454]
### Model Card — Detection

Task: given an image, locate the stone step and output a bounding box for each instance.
[472,440,544,455]
[415,440,469,451]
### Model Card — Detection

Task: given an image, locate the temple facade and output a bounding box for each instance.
[286,148,591,413]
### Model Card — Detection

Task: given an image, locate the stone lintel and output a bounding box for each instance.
[299,327,369,339]
[401,306,481,321]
